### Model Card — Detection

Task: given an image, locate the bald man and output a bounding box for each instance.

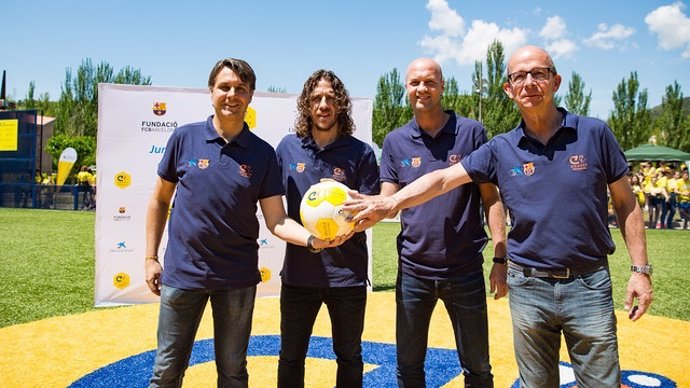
[377,57,506,388]
[348,47,652,388]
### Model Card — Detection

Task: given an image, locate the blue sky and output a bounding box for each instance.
[4,0,689,119]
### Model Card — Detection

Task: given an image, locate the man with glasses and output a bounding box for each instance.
[346,46,652,388]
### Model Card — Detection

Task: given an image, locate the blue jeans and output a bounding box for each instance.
[507,266,620,388]
[278,284,367,388]
[150,285,256,388]
[396,270,492,388]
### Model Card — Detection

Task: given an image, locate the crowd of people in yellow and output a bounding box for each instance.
[628,162,690,230]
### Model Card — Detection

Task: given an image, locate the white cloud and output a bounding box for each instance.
[426,0,464,37]
[420,0,528,65]
[540,16,567,40]
[583,23,635,50]
[546,39,577,59]
[645,2,690,58]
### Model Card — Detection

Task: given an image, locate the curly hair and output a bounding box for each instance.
[294,69,355,138]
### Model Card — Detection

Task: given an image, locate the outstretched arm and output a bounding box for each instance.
[347,162,473,230]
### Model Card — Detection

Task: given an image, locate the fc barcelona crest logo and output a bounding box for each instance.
[198,159,209,169]
[411,157,422,168]
[523,162,535,176]
[239,164,252,178]
[153,102,167,116]
[296,163,306,173]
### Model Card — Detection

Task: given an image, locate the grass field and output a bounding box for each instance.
[1,208,689,328]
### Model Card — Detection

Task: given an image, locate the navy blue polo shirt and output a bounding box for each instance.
[380,111,488,280]
[158,116,284,290]
[276,134,380,288]
[462,108,629,270]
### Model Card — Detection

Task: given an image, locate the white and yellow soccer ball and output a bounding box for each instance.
[299,179,355,240]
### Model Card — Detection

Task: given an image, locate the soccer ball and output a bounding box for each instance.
[300,179,355,240]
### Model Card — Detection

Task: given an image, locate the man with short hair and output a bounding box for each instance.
[375,57,506,388]
[275,69,379,388]
[145,58,344,388]
[347,46,653,388]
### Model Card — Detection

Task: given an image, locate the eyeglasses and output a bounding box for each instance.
[507,67,555,85]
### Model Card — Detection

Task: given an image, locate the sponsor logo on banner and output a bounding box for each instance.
[568,154,588,171]
[152,102,167,116]
[113,207,131,222]
[114,171,131,189]
[113,272,130,289]
[110,241,134,253]
[245,106,257,129]
[259,267,272,282]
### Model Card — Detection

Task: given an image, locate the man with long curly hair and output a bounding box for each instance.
[275,69,380,388]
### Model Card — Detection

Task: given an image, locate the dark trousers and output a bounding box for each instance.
[278,283,367,388]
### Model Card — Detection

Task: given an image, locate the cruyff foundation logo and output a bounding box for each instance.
[152,102,167,116]
[239,164,253,178]
[448,154,461,166]
[568,154,588,171]
[332,167,346,182]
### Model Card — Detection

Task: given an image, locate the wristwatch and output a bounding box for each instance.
[307,235,322,254]
[492,257,507,265]
[631,264,653,275]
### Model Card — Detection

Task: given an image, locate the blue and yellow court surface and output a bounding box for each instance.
[1,292,687,387]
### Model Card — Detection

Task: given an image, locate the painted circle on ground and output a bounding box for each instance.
[509,361,677,388]
[69,335,461,388]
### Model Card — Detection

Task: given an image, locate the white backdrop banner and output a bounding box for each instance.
[95,83,374,306]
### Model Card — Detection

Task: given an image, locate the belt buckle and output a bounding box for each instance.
[552,268,571,279]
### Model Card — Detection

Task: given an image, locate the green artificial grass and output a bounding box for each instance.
[0,208,688,328]
[373,221,690,322]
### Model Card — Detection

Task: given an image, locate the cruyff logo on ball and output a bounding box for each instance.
[152,102,167,116]
[239,164,252,178]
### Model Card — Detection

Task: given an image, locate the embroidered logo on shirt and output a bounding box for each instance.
[198,159,210,169]
[288,162,306,173]
[239,164,253,178]
[411,157,422,168]
[188,159,197,168]
[510,166,524,176]
[449,154,461,166]
[332,167,346,182]
[523,162,535,176]
[568,155,588,171]
[400,159,412,168]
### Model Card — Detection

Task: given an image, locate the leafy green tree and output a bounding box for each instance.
[655,81,690,152]
[372,68,411,146]
[56,59,151,137]
[481,40,521,137]
[609,72,651,150]
[564,72,592,115]
[442,76,474,118]
[24,81,37,109]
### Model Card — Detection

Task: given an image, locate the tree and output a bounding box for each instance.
[609,72,651,150]
[372,68,411,146]
[564,72,592,116]
[45,133,96,177]
[442,76,474,118]
[654,81,690,152]
[24,81,37,109]
[480,40,521,137]
[56,59,151,137]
